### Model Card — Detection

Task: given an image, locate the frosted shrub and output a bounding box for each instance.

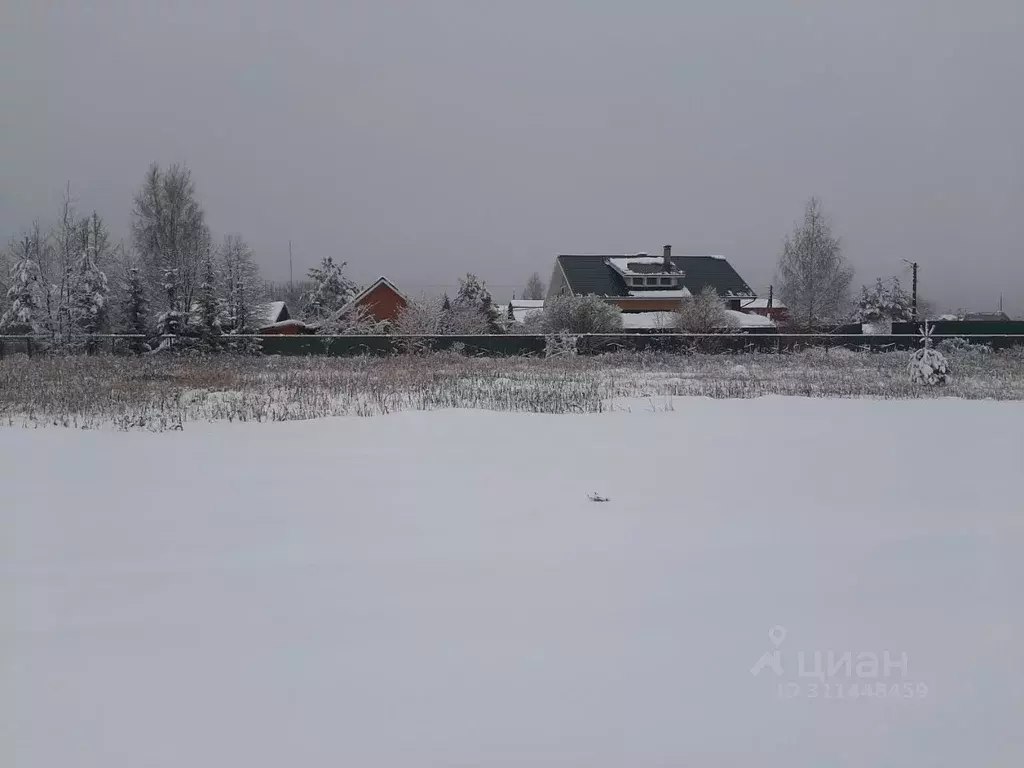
[676,286,735,333]
[542,295,622,334]
[908,322,949,385]
[937,337,991,356]
[545,333,579,357]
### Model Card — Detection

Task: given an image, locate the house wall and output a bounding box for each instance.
[357,283,408,322]
[547,262,570,298]
[607,298,682,312]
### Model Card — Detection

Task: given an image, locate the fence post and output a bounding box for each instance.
[26,336,32,358]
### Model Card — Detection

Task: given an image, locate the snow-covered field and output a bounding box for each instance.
[3,398,1023,766]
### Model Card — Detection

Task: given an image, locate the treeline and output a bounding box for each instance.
[0,163,546,348]
[0,165,273,348]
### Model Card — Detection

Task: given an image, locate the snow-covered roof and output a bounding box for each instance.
[741,297,787,310]
[621,312,678,330]
[510,300,545,309]
[606,257,678,276]
[725,310,775,328]
[626,289,691,298]
[343,277,408,310]
[263,301,288,324]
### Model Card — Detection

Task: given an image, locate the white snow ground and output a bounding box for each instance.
[3,397,1023,766]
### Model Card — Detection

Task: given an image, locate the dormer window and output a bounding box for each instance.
[632,277,644,287]
[660,277,672,286]
[646,277,658,285]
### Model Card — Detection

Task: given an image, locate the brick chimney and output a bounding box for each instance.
[662,244,672,271]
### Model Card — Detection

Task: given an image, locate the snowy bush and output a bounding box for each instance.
[937,337,991,356]
[520,311,545,333]
[676,287,736,333]
[545,332,579,357]
[320,302,383,335]
[393,295,492,336]
[542,295,622,334]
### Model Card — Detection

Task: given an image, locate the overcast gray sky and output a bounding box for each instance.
[2,0,1022,311]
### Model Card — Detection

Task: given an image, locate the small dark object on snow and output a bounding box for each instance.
[588,492,610,502]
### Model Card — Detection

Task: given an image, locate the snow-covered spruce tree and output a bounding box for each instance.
[0,235,45,334]
[302,257,357,321]
[119,265,151,350]
[455,273,503,332]
[0,246,9,320]
[908,321,950,385]
[541,295,623,334]
[154,266,187,339]
[218,234,262,332]
[440,294,454,334]
[676,286,736,332]
[192,255,223,340]
[70,214,111,337]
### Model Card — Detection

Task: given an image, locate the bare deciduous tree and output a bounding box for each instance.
[776,198,853,328]
[131,163,211,320]
[522,272,546,300]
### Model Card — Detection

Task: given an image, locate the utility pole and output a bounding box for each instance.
[911,262,918,320]
[289,240,293,296]
[903,260,919,320]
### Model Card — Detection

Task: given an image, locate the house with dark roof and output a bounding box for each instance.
[548,245,756,313]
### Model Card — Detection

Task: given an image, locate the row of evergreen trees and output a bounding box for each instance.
[0,166,269,344]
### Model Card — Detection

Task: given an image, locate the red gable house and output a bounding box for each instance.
[343,277,408,324]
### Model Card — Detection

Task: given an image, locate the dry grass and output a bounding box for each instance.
[1,346,1022,430]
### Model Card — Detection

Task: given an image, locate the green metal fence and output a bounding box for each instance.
[2,331,1023,358]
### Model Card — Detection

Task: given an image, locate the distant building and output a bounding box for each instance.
[261,301,290,326]
[962,311,1011,322]
[257,301,315,335]
[740,297,789,323]
[547,245,757,314]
